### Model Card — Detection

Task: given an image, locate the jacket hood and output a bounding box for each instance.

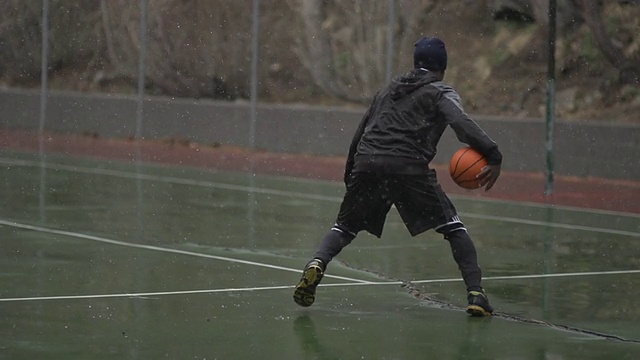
[389,69,439,100]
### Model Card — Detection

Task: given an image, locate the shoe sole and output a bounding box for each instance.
[466,305,492,317]
[293,265,323,307]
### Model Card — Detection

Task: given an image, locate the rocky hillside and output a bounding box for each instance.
[0,0,638,123]
[446,1,639,123]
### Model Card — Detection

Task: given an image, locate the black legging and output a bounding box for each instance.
[443,229,483,292]
[313,225,484,292]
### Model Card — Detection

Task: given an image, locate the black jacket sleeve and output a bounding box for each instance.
[437,86,502,165]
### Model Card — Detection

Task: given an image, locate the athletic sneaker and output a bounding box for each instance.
[293,259,325,307]
[466,289,494,316]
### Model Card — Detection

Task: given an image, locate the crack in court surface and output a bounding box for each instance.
[1,197,639,344]
[400,282,640,344]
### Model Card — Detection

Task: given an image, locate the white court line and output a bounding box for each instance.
[0,158,341,202]
[456,212,640,238]
[0,285,295,302]
[1,158,639,237]
[0,282,403,303]
[411,269,640,284]
[4,156,640,219]
[1,217,638,304]
[2,158,638,305]
[0,219,368,284]
[1,270,639,303]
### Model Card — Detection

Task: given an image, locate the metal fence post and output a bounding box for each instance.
[249,0,260,151]
[544,0,557,196]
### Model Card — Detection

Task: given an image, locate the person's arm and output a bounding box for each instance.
[437,85,502,191]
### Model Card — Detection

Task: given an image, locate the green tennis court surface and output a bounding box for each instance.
[1,151,639,359]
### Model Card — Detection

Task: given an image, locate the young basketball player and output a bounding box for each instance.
[293,37,502,316]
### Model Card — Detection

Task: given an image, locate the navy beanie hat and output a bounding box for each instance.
[413,37,447,71]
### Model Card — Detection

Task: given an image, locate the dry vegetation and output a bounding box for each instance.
[0,0,638,122]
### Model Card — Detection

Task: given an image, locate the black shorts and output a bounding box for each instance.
[335,170,458,238]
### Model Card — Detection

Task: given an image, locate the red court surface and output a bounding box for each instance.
[1,128,638,215]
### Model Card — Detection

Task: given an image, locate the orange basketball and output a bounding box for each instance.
[449,147,488,189]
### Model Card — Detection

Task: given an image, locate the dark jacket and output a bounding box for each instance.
[345,69,502,179]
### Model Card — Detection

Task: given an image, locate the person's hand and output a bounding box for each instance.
[477,164,501,191]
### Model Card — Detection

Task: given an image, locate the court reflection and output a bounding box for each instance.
[293,314,340,360]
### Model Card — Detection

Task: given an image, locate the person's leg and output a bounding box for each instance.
[313,225,356,266]
[392,173,479,286]
[293,226,356,307]
[391,173,492,316]
[440,227,482,292]
[294,172,388,307]
[439,224,493,316]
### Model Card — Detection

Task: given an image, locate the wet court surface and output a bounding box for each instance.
[1,151,639,359]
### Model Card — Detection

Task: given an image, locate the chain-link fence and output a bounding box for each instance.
[14,0,408,149]
[1,0,639,183]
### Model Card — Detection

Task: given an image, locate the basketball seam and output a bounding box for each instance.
[455,157,484,180]
[452,149,484,182]
[451,148,471,181]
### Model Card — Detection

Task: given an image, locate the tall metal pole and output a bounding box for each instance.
[38,0,50,224]
[136,0,148,142]
[249,0,259,150]
[39,0,49,140]
[544,0,557,196]
[385,0,396,83]
[247,0,260,247]
[135,0,149,244]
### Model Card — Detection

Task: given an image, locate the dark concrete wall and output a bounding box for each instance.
[2,88,638,180]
